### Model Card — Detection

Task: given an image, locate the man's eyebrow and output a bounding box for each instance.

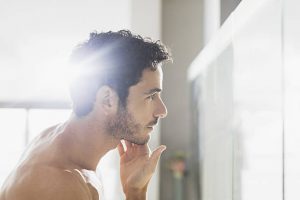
[144,88,162,95]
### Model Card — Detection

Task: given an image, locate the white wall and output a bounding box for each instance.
[160,0,203,199]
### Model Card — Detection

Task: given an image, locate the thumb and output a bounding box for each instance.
[149,145,166,168]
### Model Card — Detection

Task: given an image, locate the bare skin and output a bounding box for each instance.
[0,67,167,200]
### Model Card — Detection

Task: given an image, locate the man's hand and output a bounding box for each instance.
[117,140,166,200]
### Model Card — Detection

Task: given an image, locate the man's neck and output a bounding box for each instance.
[58,114,119,171]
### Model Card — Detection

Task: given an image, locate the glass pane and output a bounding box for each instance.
[232,0,283,199]
[190,0,283,199]
[284,0,300,199]
[195,45,235,200]
[28,109,71,142]
[0,108,26,186]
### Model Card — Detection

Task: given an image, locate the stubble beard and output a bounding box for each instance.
[106,105,150,145]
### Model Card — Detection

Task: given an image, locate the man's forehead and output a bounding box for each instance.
[130,67,163,93]
[140,68,162,85]
[142,66,163,81]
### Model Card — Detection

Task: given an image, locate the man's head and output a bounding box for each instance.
[69,30,171,117]
[69,30,171,144]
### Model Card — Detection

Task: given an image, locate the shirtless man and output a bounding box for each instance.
[0,30,171,200]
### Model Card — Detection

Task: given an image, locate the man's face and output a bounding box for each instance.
[107,66,167,145]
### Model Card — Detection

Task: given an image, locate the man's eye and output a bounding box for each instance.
[148,93,156,100]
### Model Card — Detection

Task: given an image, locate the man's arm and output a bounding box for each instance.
[117,141,166,200]
[5,166,91,200]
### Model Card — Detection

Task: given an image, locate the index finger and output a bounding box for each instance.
[117,142,125,156]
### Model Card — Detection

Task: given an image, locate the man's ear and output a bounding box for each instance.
[95,86,119,114]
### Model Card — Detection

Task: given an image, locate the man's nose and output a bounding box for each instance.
[154,99,168,119]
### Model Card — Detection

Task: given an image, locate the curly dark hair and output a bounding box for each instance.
[69,30,172,117]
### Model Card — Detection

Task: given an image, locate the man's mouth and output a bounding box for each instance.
[147,119,158,128]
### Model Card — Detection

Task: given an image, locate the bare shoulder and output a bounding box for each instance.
[4,165,91,200]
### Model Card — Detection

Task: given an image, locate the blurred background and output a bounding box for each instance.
[1,0,300,199]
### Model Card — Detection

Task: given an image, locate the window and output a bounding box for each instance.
[0,108,70,186]
[0,109,26,185]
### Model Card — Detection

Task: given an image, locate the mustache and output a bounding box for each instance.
[147,118,158,126]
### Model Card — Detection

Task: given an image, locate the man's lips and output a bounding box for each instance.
[147,119,158,128]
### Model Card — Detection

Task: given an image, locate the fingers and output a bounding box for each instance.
[149,145,166,168]
[117,142,125,156]
[125,140,133,151]
[118,140,133,155]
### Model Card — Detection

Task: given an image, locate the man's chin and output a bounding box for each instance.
[125,135,151,145]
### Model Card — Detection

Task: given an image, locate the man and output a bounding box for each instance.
[0,30,171,200]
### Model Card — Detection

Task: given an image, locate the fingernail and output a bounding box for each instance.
[161,145,167,152]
